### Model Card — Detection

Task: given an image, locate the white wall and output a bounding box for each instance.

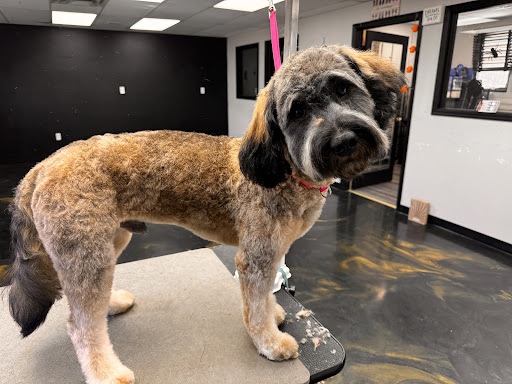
[451,30,473,68]
[227,28,271,138]
[227,0,512,245]
[401,19,512,245]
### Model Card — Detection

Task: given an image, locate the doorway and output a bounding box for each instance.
[348,12,423,208]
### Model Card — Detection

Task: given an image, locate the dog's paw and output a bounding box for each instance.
[87,365,135,384]
[275,303,286,325]
[112,368,135,384]
[258,332,299,361]
[111,367,135,384]
[108,290,135,316]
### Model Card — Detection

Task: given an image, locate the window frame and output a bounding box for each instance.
[432,0,512,122]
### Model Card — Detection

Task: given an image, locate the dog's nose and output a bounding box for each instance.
[331,131,359,157]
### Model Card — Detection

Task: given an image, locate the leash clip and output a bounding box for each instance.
[268,0,275,13]
[320,187,332,198]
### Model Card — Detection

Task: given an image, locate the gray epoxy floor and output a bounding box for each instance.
[1,162,512,384]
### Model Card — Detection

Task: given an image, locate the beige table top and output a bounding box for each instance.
[0,248,309,384]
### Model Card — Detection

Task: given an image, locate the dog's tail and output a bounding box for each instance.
[2,167,61,337]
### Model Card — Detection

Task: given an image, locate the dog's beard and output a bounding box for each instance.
[286,117,389,182]
[321,129,388,180]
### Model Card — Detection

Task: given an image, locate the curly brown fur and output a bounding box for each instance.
[4,45,404,384]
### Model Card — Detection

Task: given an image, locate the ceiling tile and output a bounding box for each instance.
[0,6,50,24]
[0,10,8,23]
[194,3,286,37]
[147,0,218,20]
[0,0,376,36]
[51,3,103,14]
[163,7,243,35]
[101,0,158,17]
[0,0,49,11]
[195,22,261,38]
[93,14,140,31]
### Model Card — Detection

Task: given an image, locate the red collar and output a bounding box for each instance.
[291,173,332,197]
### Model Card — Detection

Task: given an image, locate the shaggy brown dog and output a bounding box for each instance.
[4,45,404,384]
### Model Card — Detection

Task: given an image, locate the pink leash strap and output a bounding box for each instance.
[269,9,281,71]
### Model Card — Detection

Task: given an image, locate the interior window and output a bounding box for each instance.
[433,1,512,119]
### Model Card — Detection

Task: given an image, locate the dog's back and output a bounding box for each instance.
[3,130,244,337]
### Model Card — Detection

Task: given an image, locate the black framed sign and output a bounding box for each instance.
[432,0,512,121]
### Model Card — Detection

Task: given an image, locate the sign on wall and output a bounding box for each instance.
[423,5,444,25]
[372,0,401,20]
[477,100,501,113]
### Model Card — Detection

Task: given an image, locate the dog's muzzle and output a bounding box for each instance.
[327,107,386,159]
[330,131,359,157]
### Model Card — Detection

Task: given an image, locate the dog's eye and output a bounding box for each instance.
[294,107,306,119]
[336,86,348,98]
[290,101,308,120]
[329,76,351,100]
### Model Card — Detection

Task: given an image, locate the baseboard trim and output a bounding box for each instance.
[397,205,512,255]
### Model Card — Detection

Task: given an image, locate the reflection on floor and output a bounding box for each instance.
[1,163,512,384]
[350,164,401,208]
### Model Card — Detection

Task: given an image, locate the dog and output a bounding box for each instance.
[3,45,405,384]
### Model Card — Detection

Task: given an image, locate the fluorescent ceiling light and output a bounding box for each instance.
[462,26,512,35]
[214,0,284,12]
[130,18,180,31]
[52,11,97,26]
[457,16,498,27]
[134,0,165,3]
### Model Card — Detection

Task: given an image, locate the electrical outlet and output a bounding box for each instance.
[119,86,126,95]
[200,87,205,95]
[55,132,62,141]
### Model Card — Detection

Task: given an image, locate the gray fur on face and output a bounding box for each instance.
[266,45,403,182]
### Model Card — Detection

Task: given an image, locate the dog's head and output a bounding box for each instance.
[239,45,406,188]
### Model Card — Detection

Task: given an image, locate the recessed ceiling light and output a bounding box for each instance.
[134,0,165,3]
[130,18,180,31]
[214,0,284,12]
[52,11,97,26]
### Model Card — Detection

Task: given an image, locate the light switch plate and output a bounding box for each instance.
[119,86,126,95]
[55,132,62,141]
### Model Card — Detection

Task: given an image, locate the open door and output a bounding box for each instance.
[351,30,409,188]
[346,12,423,208]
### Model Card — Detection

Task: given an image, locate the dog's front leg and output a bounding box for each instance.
[235,245,299,360]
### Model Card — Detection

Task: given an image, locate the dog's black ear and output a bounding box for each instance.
[332,46,407,129]
[239,88,291,188]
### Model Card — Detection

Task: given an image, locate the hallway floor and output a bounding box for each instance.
[350,164,401,208]
[1,163,512,383]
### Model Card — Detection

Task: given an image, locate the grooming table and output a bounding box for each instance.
[0,247,344,384]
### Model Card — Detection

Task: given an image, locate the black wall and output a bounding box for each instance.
[0,25,227,164]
